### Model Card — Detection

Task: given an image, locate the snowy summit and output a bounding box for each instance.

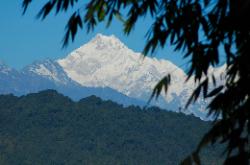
[0,34,226,120]
[57,34,226,120]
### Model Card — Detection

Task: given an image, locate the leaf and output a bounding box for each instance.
[62,12,83,47]
[114,11,124,23]
[148,74,171,104]
[97,6,105,21]
[202,78,208,98]
[180,156,192,165]
[206,85,224,98]
[212,74,217,86]
[204,0,210,6]
[56,0,63,13]
[36,1,56,20]
[192,152,201,165]
[22,0,32,14]
[186,78,208,108]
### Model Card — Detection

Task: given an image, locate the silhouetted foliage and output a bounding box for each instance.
[22,0,250,164]
[0,90,222,164]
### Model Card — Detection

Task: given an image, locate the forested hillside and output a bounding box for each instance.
[0,90,222,164]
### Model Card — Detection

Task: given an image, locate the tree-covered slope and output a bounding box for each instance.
[0,90,222,165]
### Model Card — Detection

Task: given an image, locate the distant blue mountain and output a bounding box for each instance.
[0,60,146,107]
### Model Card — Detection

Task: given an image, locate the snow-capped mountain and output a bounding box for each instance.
[22,59,76,85]
[0,61,24,95]
[0,60,145,106]
[0,34,226,120]
[58,34,226,120]
[58,34,186,103]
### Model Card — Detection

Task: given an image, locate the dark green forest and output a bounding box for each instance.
[0,90,222,164]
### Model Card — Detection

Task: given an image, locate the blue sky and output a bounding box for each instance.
[0,1,186,70]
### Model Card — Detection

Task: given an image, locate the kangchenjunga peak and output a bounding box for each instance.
[0,34,226,120]
[57,33,218,120]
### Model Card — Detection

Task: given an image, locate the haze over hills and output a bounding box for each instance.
[0,34,226,120]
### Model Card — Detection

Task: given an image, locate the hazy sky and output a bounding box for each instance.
[0,1,186,70]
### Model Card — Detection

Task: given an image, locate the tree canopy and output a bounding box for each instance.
[0,90,221,164]
[22,0,250,164]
